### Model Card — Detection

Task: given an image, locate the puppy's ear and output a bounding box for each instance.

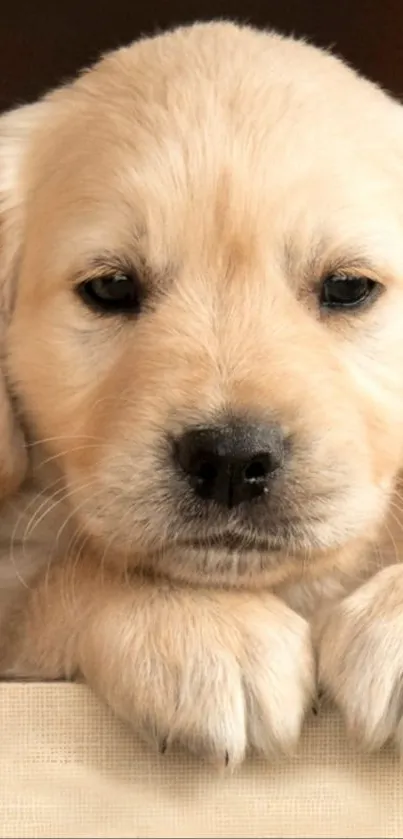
[0,102,47,497]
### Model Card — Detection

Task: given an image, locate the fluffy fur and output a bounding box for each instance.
[1,20,403,764]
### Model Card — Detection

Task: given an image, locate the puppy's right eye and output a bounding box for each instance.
[77,272,143,315]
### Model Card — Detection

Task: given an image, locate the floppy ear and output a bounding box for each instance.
[0,102,48,498]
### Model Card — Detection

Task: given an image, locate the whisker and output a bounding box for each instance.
[8,474,74,590]
[27,434,107,448]
[42,483,111,617]
[9,475,101,590]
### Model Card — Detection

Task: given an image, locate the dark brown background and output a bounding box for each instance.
[1,0,402,111]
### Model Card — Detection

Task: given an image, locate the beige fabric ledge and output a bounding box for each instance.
[0,683,402,838]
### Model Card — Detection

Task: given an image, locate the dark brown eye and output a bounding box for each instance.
[77,272,142,315]
[320,274,379,310]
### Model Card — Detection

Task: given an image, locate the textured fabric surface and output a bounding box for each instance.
[0,683,402,838]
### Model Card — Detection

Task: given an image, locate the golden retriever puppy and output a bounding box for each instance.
[1,20,403,765]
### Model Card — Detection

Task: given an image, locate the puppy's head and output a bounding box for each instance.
[2,21,403,587]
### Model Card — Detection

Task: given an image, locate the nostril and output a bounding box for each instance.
[243,453,280,483]
[193,458,218,483]
[243,458,268,482]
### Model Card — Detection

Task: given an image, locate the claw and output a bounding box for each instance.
[312,686,326,716]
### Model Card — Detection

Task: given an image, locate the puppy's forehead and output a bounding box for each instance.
[29,22,403,280]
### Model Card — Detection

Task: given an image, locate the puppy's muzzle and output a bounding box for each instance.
[174,421,285,509]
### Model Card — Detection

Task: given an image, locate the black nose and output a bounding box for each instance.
[174,422,285,508]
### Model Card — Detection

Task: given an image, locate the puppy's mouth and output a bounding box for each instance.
[176,532,283,554]
[142,524,315,589]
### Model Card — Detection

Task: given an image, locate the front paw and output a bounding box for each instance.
[318,565,403,751]
[84,587,314,766]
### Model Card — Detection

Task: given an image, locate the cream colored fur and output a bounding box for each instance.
[1,21,403,765]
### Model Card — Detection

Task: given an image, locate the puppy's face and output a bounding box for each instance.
[4,22,403,587]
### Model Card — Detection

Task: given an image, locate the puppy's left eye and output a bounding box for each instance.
[77,272,142,315]
[320,275,379,310]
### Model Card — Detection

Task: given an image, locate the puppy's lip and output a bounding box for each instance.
[176,533,282,553]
